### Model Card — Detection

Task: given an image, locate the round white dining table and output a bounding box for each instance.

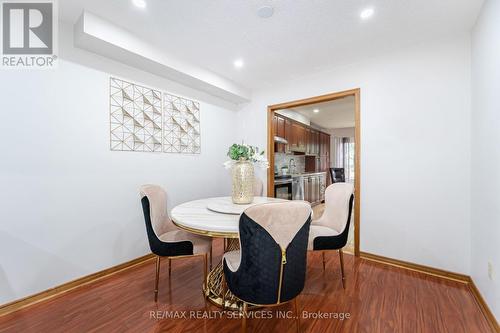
[170,196,286,310]
[171,196,285,238]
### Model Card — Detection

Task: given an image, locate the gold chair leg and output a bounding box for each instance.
[209,245,213,270]
[241,302,248,333]
[339,249,345,289]
[168,257,172,277]
[322,251,326,272]
[154,256,161,302]
[203,253,208,286]
[294,298,301,333]
[221,272,227,310]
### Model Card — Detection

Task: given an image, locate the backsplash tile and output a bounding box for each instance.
[275,153,305,175]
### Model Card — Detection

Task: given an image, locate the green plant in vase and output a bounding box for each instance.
[224,143,269,204]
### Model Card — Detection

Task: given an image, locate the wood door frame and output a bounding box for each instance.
[267,88,361,256]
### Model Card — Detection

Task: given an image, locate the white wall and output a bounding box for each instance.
[238,35,472,274]
[0,23,237,304]
[471,0,500,320]
[327,127,355,138]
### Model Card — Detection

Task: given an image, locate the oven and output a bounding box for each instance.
[274,178,293,200]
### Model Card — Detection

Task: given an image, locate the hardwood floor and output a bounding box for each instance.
[0,239,493,333]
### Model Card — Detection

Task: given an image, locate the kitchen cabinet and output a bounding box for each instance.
[302,173,326,206]
[319,174,326,202]
[274,115,330,176]
[319,132,330,157]
[311,130,319,155]
[305,128,312,154]
[284,118,292,150]
[295,123,306,150]
[290,123,299,149]
[273,114,286,153]
[277,116,285,138]
[288,121,295,147]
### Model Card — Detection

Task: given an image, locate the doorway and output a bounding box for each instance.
[266,89,361,256]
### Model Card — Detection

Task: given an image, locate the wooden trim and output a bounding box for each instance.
[267,88,361,257]
[360,251,470,283]
[267,106,275,197]
[360,251,499,332]
[0,254,155,317]
[354,89,361,257]
[468,279,500,332]
[268,89,360,110]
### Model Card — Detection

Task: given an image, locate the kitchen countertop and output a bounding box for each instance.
[291,171,326,178]
[274,171,327,181]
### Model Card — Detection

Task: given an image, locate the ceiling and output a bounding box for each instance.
[286,96,355,129]
[60,0,483,90]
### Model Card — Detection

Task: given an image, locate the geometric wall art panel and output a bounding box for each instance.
[163,93,201,154]
[109,77,163,152]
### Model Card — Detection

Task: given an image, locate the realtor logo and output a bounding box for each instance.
[1,0,57,68]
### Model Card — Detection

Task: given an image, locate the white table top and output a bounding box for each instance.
[171,196,285,238]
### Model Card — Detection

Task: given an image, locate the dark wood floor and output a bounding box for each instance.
[0,239,493,333]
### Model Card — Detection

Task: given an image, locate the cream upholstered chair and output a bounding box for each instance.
[223,201,312,332]
[140,184,212,301]
[253,178,264,196]
[308,183,354,288]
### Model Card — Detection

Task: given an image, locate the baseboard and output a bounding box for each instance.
[0,253,154,317]
[360,251,470,283]
[360,251,499,332]
[468,279,500,332]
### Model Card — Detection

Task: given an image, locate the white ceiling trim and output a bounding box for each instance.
[73,11,251,104]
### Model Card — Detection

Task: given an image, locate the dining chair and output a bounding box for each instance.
[308,183,354,288]
[140,184,212,302]
[329,167,346,183]
[222,201,312,333]
[253,178,264,196]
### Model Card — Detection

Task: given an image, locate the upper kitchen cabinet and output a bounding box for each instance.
[274,113,329,157]
[320,132,330,157]
[305,128,312,154]
[287,122,306,152]
[288,120,299,149]
[277,116,285,138]
[272,114,277,135]
[295,123,306,150]
[311,129,320,156]
[273,114,286,153]
[284,117,292,151]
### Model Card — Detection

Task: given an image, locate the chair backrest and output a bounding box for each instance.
[140,185,194,257]
[330,167,346,183]
[253,178,264,196]
[224,201,312,305]
[314,183,354,233]
[139,184,175,237]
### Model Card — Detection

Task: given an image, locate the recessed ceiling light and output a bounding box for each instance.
[233,59,244,69]
[257,6,274,19]
[360,8,374,20]
[313,109,320,113]
[132,0,146,9]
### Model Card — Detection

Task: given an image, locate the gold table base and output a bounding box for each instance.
[203,238,247,310]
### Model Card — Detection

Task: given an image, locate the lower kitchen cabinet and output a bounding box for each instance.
[302,173,326,206]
